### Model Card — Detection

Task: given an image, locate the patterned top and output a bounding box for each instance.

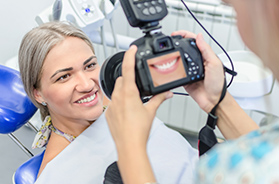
[32,116,76,149]
[196,122,279,184]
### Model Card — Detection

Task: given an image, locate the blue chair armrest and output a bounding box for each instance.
[14,150,45,184]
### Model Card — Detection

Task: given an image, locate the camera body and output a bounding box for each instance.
[99,0,204,99]
[133,32,204,96]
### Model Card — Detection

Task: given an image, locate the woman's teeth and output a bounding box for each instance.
[77,94,96,104]
[153,59,177,71]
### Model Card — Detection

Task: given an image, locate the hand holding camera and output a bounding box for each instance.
[172,30,226,114]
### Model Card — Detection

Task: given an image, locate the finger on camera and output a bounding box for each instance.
[171,30,197,39]
[146,91,173,114]
[196,33,219,62]
[113,77,123,92]
[122,45,138,83]
[110,77,123,100]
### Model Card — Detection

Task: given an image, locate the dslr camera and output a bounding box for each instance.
[100,0,204,100]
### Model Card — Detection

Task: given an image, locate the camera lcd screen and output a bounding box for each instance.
[147,51,187,87]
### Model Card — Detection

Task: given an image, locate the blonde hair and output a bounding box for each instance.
[18,21,95,121]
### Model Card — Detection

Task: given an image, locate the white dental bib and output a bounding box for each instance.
[35,112,198,184]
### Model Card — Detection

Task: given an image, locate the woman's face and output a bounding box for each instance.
[34,36,104,124]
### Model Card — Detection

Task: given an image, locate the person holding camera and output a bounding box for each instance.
[105,0,279,183]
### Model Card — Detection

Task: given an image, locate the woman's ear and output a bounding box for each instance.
[33,88,45,104]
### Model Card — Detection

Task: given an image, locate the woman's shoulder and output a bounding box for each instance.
[37,133,70,178]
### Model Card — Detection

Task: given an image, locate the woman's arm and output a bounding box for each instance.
[215,92,259,139]
[117,142,156,184]
[171,30,259,139]
[105,45,172,184]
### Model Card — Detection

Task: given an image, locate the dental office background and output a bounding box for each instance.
[1,0,279,139]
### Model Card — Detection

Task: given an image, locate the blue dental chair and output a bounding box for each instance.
[0,64,44,183]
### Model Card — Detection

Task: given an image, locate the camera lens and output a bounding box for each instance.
[99,51,125,99]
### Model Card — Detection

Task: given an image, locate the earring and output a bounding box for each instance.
[42,102,47,106]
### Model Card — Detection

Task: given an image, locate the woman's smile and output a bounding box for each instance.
[77,93,96,104]
[151,58,178,73]
[149,56,180,74]
[75,90,99,107]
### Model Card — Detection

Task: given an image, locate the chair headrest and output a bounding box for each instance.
[0,65,37,134]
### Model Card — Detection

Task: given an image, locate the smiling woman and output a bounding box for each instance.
[19,22,105,178]
[17,21,198,183]
[34,37,103,124]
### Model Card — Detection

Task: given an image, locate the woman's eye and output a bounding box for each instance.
[56,74,70,82]
[85,62,97,70]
